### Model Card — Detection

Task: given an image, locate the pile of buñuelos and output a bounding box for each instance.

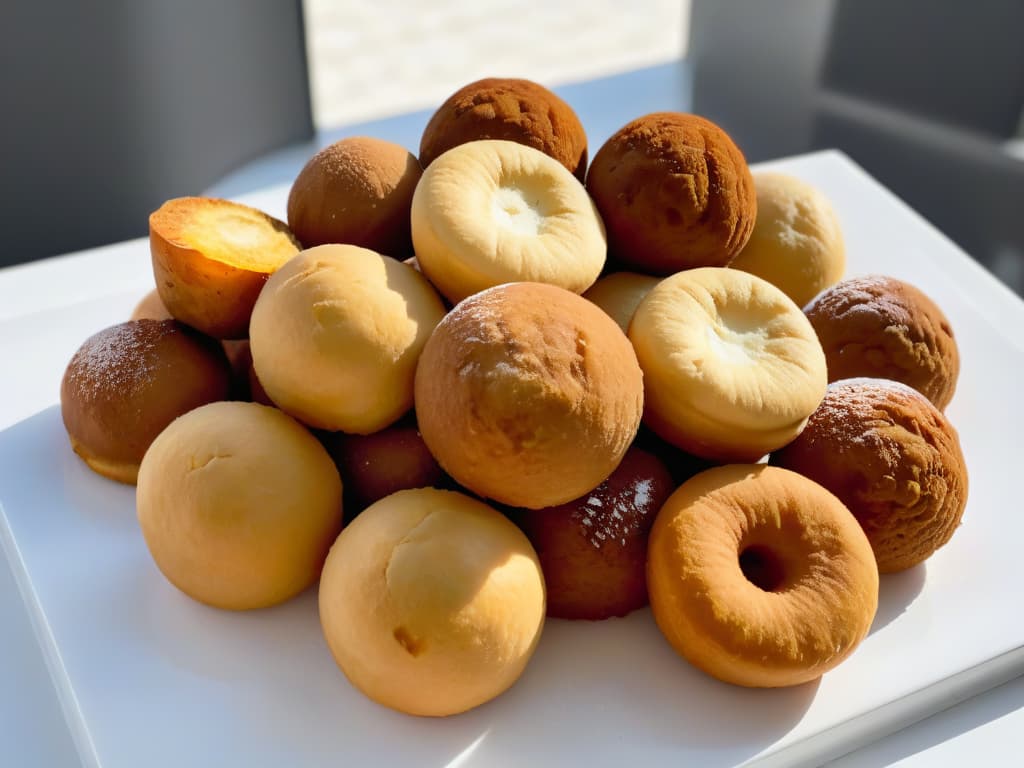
[60,77,968,716]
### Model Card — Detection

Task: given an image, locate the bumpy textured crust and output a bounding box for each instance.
[804,276,960,410]
[318,488,545,717]
[729,172,845,308]
[410,139,606,304]
[582,272,661,334]
[629,267,827,462]
[414,282,644,509]
[586,113,756,274]
[60,320,231,484]
[287,137,422,257]
[249,244,447,434]
[510,447,673,620]
[772,378,968,573]
[137,402,343,610]
[150,197,301,339]
[419,77,588,180]
[647,464,878,688]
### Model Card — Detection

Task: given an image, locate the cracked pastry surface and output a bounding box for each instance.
[136,401,343,610]
[772,378,968,572]
[804,275,960,410]
[318,488,544,717]
[249,243,446,433]
[414,282,643,509]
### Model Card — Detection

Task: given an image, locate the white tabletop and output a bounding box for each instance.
[2,66,1021,766]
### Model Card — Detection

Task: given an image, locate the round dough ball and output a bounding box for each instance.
[419,77,588,180]
[510,446,673,620]
[415,282,644,509]
[633,424,720,486]
[586,112,756,274]
[61,320,231,484]
[804,275,960,410]
[128,294,253,400]
[582,272,661,334]
[137,401,343,610]
[318,488,545,717]
[287,137,422,257]
[130,289,173,321]
[630,267,827,462]
[249,244,447,433]
[729,172,845,307]
[410,139,606,304]
[772,378,968,572]
[648,464,878,687]
[320,419,446,516]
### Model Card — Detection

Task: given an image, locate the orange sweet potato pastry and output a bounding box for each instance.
[150,197,300,339]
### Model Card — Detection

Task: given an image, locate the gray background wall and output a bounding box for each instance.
[0,0,313,266]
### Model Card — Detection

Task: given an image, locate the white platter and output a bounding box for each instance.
[2,151,1023,768]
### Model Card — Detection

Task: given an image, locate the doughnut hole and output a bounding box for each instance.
[60,320,232,484]
[414,282,643,509]
[738,544,787,593]
[729,172,845,308]
[149,197,300,339]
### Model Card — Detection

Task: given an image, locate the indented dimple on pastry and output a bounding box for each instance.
[630,267,826,462]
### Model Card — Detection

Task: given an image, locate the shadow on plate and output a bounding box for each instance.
[869,563,927,635]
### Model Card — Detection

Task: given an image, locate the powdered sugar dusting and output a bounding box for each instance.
[806,377,929,466]
[804,274,911,325]
[64,321,162,402]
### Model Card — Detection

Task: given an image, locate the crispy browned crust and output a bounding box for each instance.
[772,378,968,572]
[414,282,643,509]
[419,77,588,181]
[804,275,960,410]
[287,137,422,256]
[586,112,756,274]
